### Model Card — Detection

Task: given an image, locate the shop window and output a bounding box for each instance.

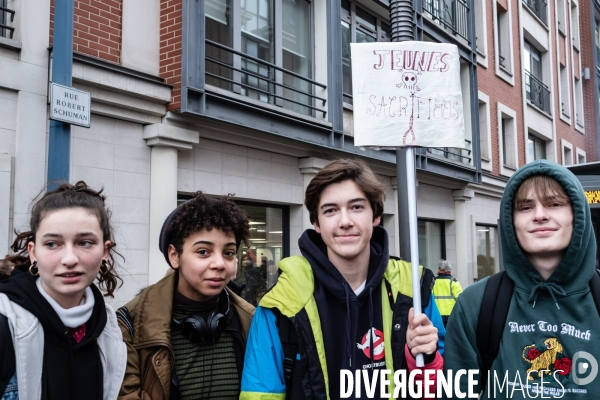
[341,0,390,104]
[235,202,289,306]
[418,219,445,272]
[527,134,546,162]
[476,225,499,281]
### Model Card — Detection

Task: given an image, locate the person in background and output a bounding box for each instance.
[432,259,463,327]
[0,181,127,400]
[117,192,255,400]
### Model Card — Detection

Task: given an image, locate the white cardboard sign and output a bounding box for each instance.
[350,41,465,149]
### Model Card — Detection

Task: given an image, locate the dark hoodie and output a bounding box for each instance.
[0,268,106,400]
[299,226,390,400]
[444,160,599,399]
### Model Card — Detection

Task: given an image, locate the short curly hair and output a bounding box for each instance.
[163,192,251,259]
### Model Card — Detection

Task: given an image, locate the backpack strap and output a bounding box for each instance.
[476,271,514,393]
[590,269,600,316]
[273,308,298,394]
[0,313,15,395]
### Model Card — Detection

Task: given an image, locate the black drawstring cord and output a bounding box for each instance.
[344,282,352,368]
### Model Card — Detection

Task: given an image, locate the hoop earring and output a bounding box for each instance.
[100,260,110,277]
[29,261,39,277]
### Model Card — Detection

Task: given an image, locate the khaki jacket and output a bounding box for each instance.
[117,272,255,400]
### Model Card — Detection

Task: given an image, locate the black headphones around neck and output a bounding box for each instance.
[172,290,231,344]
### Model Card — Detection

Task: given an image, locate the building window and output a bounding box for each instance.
[596,21,600,71]
[418,219,445,272]
[496,7,511,73]
[205,0,315,116]
[498,102,517,176]
[341,0,390,104]
[557,0,566,35]
[561,139,573,166]
[476,225,499,281]
[523,0,548,25]
[559,65,570,117]
[524,41,550,113]
[576,148,586,164]
[422,0,469,42]
[527,134,546,162]
[501,116,516,168]
[571,2,580,49]
[574,77,584,128]
[475,0,487,58]
[478,93,492,171]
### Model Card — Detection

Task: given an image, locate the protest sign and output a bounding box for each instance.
[350,41,465,149]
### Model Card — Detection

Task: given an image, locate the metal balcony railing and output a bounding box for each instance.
[0,0,15,39]
[205,39,327,118]
[525,71,551,113]
[596,46,600,72]
[423,0,470,43]
[523,0,548,25]
[427,139,472,164]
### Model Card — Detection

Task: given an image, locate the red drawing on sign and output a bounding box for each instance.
[357,328,385,360]
[402,92,416,145]
[398,72,421,91]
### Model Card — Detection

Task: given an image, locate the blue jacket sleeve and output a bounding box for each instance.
[240,306,287,399]
[424,293,446,356]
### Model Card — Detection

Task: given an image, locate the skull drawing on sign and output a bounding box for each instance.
[397,71,420,91]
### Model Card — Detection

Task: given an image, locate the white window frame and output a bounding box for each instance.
[559,65,571,121]
[570,1,580,51]
[576,148,586,164]
[574,77,584,130]
[561,139,573,166]
[493,1,515,85]
[557,0,566,36]
[478,91,492,171]
[475,0,488,68]
[497,102,518,177]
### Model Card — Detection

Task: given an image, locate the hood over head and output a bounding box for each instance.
[500,160,596,297]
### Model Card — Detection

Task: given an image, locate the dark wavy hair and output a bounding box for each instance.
[166,192,251,258]
[305,159,386,225]
[2,181,123,297]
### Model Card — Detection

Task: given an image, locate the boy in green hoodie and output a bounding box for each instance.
[444,160,599,399]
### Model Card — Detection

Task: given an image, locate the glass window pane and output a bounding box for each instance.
[235,205,284,306]
[418,220,444,271]
[476,225,499,281]
[342,21,352,99]
[527,137,534,162]
[206,0,233,90]
[356,7,376,33]
[282,0,312,115]
[381,22,391,41]
[356,28,376,43]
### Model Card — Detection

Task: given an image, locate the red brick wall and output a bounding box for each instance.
[50,0,122,64]
[160,0,182,111]
[477,0,525,176]
[579,0,599,161]
[553,0,589,165]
